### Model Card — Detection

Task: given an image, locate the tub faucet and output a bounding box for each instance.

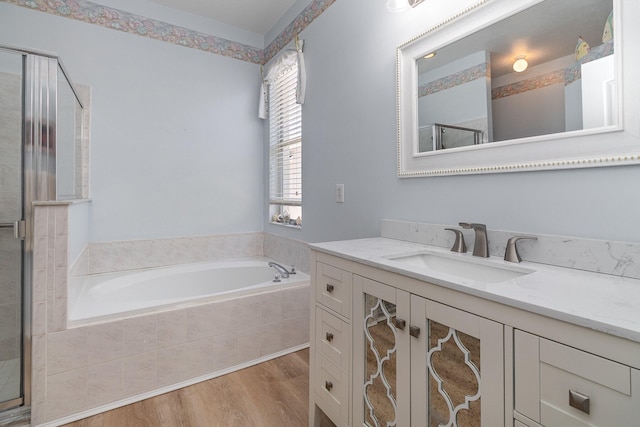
[459,222,489,257]
[268,262,294,278]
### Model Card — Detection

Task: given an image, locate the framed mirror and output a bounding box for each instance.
[397,0,640,177]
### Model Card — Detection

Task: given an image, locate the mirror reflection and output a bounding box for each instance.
[416,0,614,152]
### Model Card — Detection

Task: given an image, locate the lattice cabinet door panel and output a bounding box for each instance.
[353,275,411,427]
[410,295,505,427]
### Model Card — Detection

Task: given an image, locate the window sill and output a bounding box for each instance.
[269,221,301,230]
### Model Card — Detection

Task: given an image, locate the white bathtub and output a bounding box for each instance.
[68,257,309,325]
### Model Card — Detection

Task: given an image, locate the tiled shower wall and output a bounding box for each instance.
[0,71,22,362]
[32,204,311,425]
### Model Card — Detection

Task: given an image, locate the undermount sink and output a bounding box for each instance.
[384,250,534,283]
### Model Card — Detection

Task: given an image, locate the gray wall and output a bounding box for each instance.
[0,2,265,243]
[265,0,640,244]
[1,0,638,249]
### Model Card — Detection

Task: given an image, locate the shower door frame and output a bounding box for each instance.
[0,46,29,414]
[0,44,85,416]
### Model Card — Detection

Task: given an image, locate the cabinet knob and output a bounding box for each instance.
[325,332,334,342]
[326,284,334,293]
[569,390,590,414]
[394,318,406,330]
[325,381,333,391]
[409,325,421,338]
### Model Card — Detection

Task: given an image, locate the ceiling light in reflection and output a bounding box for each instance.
[513,55,528,73]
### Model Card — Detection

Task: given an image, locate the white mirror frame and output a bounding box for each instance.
[397,0,640,177]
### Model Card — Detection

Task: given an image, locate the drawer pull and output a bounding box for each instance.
[569,390,590,414]
[325,381,333,391]
[409,325,421,338]
[326,284,334,293]
[325,332,334,342]
[394,318,406,330]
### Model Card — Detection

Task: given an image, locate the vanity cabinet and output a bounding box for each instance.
[309,248,640,427]
[311,260,353,427]
[514,330,640,427]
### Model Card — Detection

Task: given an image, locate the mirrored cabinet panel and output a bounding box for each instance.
[354,277,410,427]
[427,319,481,427]
[364,295,398,426]
[412,297,504,427]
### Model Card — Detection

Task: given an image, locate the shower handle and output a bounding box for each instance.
[0,221,25,240]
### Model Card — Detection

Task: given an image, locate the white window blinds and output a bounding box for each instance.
[269,64,302,210]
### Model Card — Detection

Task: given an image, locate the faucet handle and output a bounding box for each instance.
[504,236,538,263]
[445,228,467,253]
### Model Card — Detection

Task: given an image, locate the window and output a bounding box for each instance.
[268,63,302,226]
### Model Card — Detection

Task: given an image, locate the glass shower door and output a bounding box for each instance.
[0,49,24,410]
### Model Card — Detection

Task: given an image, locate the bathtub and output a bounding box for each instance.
[68,257,310,325]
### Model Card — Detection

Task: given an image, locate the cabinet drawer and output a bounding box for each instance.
[539,338,634,426]
[315,354,349,424]
[316,307,351,372]
[316,262,352,318]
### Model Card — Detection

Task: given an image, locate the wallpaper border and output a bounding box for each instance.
[3,0,336,65]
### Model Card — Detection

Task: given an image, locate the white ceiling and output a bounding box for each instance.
[147,0,298,35]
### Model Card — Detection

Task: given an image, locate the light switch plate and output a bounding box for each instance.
[336,184,344,203]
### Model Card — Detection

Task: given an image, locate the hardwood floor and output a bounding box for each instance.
[62,349,313,427]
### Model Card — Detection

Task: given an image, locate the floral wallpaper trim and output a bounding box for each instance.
[418,63,489,98]
[4,0,336,65]
[492,70,564,100]
[5,0,264,62]
[263,0,336,64]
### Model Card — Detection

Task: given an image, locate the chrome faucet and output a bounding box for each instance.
[268,262,295,278]
[459,223,489,257]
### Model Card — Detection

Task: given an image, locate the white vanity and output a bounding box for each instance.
[308,223,640,427]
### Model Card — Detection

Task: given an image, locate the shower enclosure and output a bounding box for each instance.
[418,123,484,152]
[0,45,84,422]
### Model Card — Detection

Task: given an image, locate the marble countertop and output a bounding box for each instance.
[310,237,640,344]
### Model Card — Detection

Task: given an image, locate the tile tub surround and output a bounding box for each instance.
[72,231,311,277]
[264,232,310,275]
[79,232,265,275]
[32,206,311,425]
[38,284,310,425]
[32,203,72,425]
[382,219,640,280]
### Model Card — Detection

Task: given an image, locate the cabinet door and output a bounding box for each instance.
[410,296,504,427]
[353,276,411,427]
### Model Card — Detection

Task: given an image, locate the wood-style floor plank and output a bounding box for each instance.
[61,349,311,427]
